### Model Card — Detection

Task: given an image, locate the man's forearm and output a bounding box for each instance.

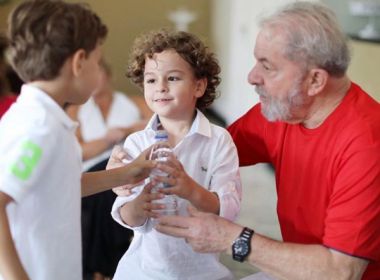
[156,209,367,280]
[243,233,367,280]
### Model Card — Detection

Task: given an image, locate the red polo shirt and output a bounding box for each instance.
[228,82,380,279]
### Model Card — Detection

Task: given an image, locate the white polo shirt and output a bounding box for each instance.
[78,92,141,171]
[0,85,82,280]
[111,110,242,280]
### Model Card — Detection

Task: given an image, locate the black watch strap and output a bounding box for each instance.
[232,227,254,262]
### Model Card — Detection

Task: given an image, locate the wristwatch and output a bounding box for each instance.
[232,227,254,262]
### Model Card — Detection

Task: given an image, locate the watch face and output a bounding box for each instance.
[234,238,249,255]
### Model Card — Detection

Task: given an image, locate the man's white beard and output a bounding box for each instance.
[256,78,306,122]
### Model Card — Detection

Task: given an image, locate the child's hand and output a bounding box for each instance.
[107,145,136,195]
[107,145,129,170]
[122,148,156,185]
[109,145,156,195]
[152,155,220,215]
[133,182,166,220]
[153,155,199,201]
[113,185,134,196]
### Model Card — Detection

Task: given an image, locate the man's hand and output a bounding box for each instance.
[155,206,243,253]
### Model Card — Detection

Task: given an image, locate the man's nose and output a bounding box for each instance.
[247,64,262,86]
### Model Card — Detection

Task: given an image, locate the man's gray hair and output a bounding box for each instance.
[260,1,350,77]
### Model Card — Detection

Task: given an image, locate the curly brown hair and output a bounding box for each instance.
[126,29,221,110]
[7,0,107,82]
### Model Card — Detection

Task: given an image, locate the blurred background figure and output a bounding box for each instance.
[67,59,149,280]
[0,34,18,119]
[67,59,148,171]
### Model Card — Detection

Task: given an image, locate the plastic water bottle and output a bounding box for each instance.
[149,130,178,215]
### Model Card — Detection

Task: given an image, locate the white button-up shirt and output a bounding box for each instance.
[111,109,241,280]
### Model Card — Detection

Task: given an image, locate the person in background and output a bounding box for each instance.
[67,59,148,280]
[110,29,242,280]
[0,34,17,119]
[0,1,155,279]
[156,2,380,280]
[66,59,148,172]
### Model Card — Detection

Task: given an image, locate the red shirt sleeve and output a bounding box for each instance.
[227,104,272,166]
[323,124,380,261]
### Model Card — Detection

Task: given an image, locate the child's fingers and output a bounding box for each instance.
[140,144,156,160]
[112,186,132,196]
[143,202,165,219]
[113,181,145,196]
[158,185,177,195]
[107,145,130,169]
[155,163,173,174]
[145,192,165,202]
[141,184,165,202]
[143,202,164,211]
[142,182,155,193]
[156,156,180,171]
[153,174,176,185]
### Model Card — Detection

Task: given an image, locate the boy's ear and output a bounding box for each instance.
[71,49,87,77]
[306,68,328,97]
[195,78,207,98]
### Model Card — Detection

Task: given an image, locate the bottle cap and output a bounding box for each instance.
[154,130,168,141]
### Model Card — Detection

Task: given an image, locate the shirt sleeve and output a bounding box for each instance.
[110,133,153,233]
[209,129,242,221]
[0,124,57,202]
[323,136,380,261]
[110,190,151,233]
[227,104,272,165]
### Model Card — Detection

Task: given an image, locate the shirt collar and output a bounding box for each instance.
[19,84,78,131]
[146,109,212,138]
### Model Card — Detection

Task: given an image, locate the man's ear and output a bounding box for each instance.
[71,49,86,77]
[195,78,207,98]
[306,68,328,97]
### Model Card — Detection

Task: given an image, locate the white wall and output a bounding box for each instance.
[211,0,317,125]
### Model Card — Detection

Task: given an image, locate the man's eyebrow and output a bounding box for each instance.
[257,57,269,64]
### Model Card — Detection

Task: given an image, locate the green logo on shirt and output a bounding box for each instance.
[10,140,42,180]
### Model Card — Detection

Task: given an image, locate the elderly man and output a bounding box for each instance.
[155,2,380,280]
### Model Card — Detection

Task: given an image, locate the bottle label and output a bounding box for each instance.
[149,131,178,215]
